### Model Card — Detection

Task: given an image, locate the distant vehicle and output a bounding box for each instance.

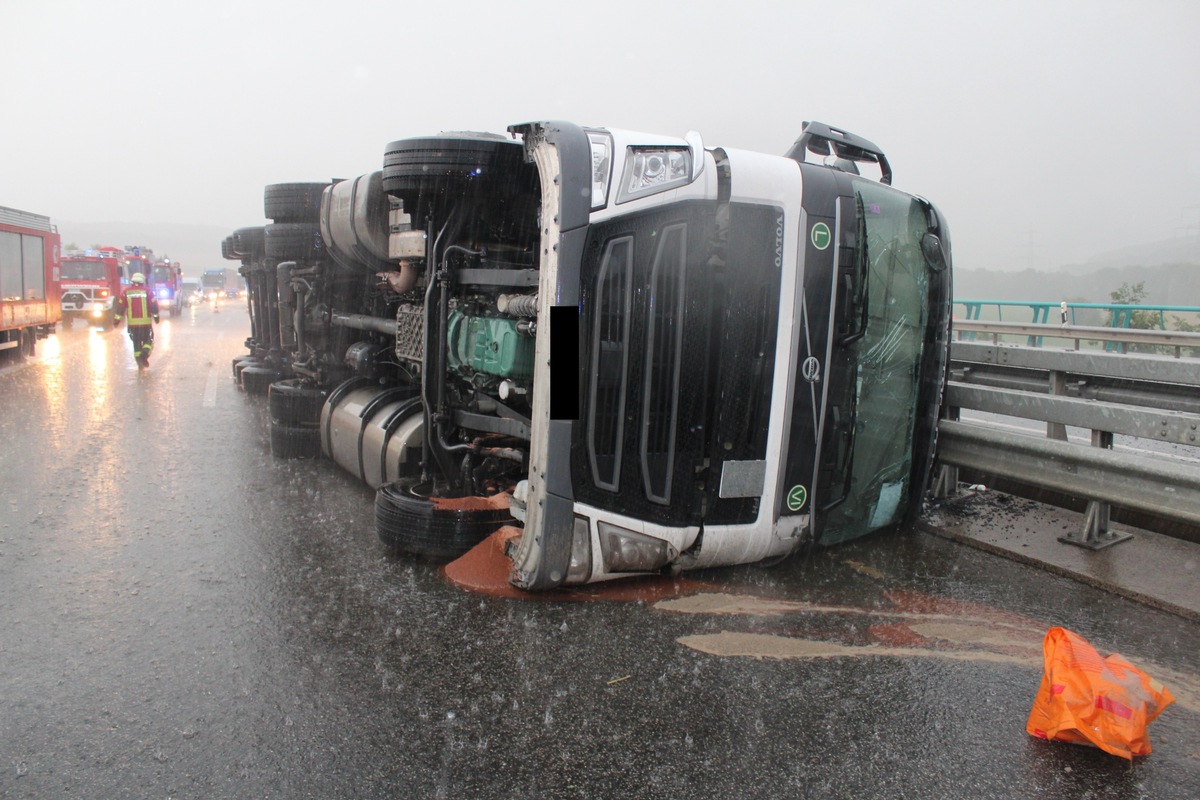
[151,261,184,316]
[180,279,201,305]
[201,267,238,300]
[0,205,61,358]
[60,246,125,328]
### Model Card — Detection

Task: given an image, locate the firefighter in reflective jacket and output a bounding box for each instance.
[115,272,160,368]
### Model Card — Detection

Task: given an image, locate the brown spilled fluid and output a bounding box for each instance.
[430,492,511,511]
[442,527,713,601]
[444,537,1200,714]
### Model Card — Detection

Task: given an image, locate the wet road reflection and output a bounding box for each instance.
[0,306,1197,799]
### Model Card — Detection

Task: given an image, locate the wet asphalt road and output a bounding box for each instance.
[1,305,1199,799]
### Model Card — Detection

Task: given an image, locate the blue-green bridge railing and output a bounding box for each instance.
[954,300,1200,348]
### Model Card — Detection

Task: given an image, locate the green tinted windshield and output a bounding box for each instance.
[821,180,933,543]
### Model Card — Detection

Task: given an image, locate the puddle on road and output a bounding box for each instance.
[677,631,1038,667]
[659,591,1200,715]
[655,591,1042,633]
[842,559,889,580]
[444,535,1200,716]
[659,591,1044,667]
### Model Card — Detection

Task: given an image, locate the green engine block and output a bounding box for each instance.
[446,310,534,380]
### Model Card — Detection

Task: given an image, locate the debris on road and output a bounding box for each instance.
[1027,626,1175,759]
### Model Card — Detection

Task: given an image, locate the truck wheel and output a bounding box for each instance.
[264,222,325,264]
[240,365,279,396]
[381,133,529,196]
[264,183,329,223]
[375,478,512,561]
[268,379,328,425]
[18,330,35,358]
[269,418,322,459]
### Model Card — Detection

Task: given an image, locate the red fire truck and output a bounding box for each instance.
[0,205,62,359]
[60,246,125,329]
[151,259,185,316]
[123,247,155,290]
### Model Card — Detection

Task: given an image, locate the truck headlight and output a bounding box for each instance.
[587,131,613,210]
[616,146,691,204]
[597,522,678,573]
[565,516,593,584]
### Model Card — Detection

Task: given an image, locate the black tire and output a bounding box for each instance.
[232,355,258,378]
[221,236,237,261]
[19,330,35,358]
[240,365,279,396]
[381,132,530,197]
[264,183,328,223]
[264,222,325,264]
[269,418,322,459]
[231,227,266,259]
[375,478,512,560]
[268,379,328,425]
[234,360,259,385]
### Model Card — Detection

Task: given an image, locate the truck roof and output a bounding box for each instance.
[0,205,53,231]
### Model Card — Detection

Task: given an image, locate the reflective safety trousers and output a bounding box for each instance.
[122,289,154,326]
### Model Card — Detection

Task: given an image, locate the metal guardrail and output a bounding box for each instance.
[955,299,1200,335]
[934,323,1200,549]
[954,319,1200,357]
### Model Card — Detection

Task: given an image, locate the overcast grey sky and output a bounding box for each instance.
[3,0,1198,272]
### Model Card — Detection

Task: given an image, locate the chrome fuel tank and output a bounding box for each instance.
[320,381,423,488]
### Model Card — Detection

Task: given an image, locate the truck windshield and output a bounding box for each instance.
[154,267,172,282]
[821,179,936,543]
[61,261,105,281]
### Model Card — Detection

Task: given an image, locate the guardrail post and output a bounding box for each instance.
[1047,371,1068,441]
[933,406,961,499]
[1057,429,1134,550]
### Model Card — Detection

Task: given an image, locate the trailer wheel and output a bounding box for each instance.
[264,183,328,223]
[268,379,328,425]
[269,418,322,459]
[264,222,325,264]
[232,355,258,379]
[376,478,512,561]
[240,365,279,396]
[231,226,266,258]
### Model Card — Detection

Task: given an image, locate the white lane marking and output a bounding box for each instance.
[203,365,218,407]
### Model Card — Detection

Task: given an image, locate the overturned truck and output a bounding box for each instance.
[224,120,953,590]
